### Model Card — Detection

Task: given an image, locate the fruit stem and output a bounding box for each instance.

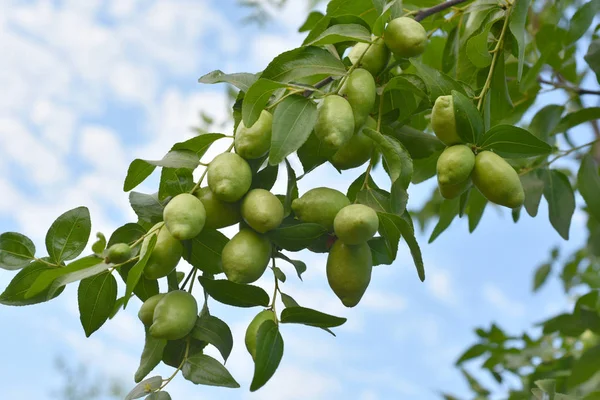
[188,265,199,293]
[34,257,61,268]
[361,151,377,191]
[266,88,304,110]
[269,257,280,322]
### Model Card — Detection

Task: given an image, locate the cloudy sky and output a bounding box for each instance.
[0,1,596,399]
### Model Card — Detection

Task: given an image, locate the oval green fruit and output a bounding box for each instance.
[240,189,284,233]
[431,95,461,145]
[194,187,241,229]
[245,309,277,360]
[340,68,376,130]
[163,193,206,240]
[472,151,525,209]
[384,17,427,59]
[439,178,473,199]
[326,240,372,308]
[235,110,273,159]
[138,293,166,326]
[314,95,355,151]
[436,145,475,199]
[291,187,351,231]
[221,229,271,284]
[149,290,198,340]
[333,204,379,245]
[142,223,183,280]
[207,153,252,203]
[330,116,376,170]
[348,37,390,77]
[106,243,132,264]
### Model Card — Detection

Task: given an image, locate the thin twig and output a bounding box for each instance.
[538,78,600,96]
[414,0,470,22]
[302,77,334,97]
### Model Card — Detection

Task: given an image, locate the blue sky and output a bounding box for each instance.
[0,1,596,399]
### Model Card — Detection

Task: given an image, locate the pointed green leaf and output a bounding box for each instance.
[363,128,413,187]
[78,271,117,337]
[508,0,532,80]
[306,23,371,46]
[198,277,269,308]
[242,79,287,128]
[0,260,64,306]
[134,331,167,383]
[182,229,228,275]
[478,125,552,158]
[542,169,575,240]
[171,133,226,158]
[260,46,346,83]
[250,320,284,392]
[452,90,484,144]
[198,70,258,92]
[267,222,328,252]
[568,344,600,387]
[182,354,240,388]
[0,232,36,271]
[124,376,163,400]
[411,59,467,101]
[578,154,600,223]
[191,315,234,363]
[158,168,194,201]
[124,234,157,308]
[129,192,166,227]
[124,159,157,192]
[280,306,346,328]
[554,108,600,134]
[45,206,91,264]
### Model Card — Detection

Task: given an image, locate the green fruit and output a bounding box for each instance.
[138,293,166,326]
[314,95,355,151]
[241,189,284,233]
[194,187,241,229]
[235,110,273,159]
[149,290,198,340]
[291,187,351,231]
[326,240,372,307]
[431,95,461,145]
[330,116,376,170]
[142,223,183,280]
[245,309,277,360]
[340,68,376,130]
[163,193,206,240]
[348,37,390,77]
[439,179,472,199]
[472,151,525,209]
[437,145,475,199]
[207,153,252,202]
[333,204,379,245]
[384,17,427,59]
[221,229,272,284]
[106,243,132,264]
[580,329,600,352]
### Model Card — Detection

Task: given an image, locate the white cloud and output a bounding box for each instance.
[426,268,459,306]
[482,283,526,318]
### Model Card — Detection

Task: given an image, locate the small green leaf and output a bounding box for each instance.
[91,232,107,255]
[134,331,167,383]
[250,320,284,392]
[45,206,91,264]
[0,260,64,306]
[273,266,286,282]
[299,11,325,32]
[158,168,194,201]
[242,79,287,128]
[267,222,328,252]
[456,343,488,364]
[252,165,279,191]
[284,159,299,214]
[508,0,532,80]
[585,39,600,84]
[478,125,553,158]
[191,315,234,363]
[452,90,484,144]
[182,229,229,275]
[198,277,270,308]
[108,223,146,253]
[363,128,412,187]
[171,133,226,158]
[145,392,171,400]
[198,70,258,92]
[297,133,335,174]
[521,171,545,218]
[260,46,346,83]
[533,263,552,292]
[528,105,564,144]
[384,125,445,160]
[124,159,156,192]
[124,234,157,308]
[305,23,371,46]
[280,306,346,328]
[124,376,163,400]
[577,154,600,223]
[46,258,110,299]
[0,232,36,271]
[429,197,460,243]
[411,59,466,101]
[129,192,166,227]
[280,292,300,308]
[182,354,240,388]
[542,169,575,240]
[356,187,392,214]
[566,0,600,44]
[78,271,117,337]
[275,252,307,280]
[378,212,425,281]
[466,188,488,233]
[554,107,600,134]
[568,344,600,387]
[144,150,199,170]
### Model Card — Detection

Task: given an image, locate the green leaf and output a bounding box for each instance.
[77,271,117,337]
[299,11,325,32]
[297,133,334,175]
[585,39,600,84]
[145,392,171,400]
[267,222,328,252]
[372,0,402,36]
[158,168,194,201]
[326,0,378,24]
[0,260,64,306]
[554,108,600,134]
[542,169,575,240]
[363,128,412,187]
[144,150,199,170]
[378,212,425,281]
[452,90,484,144]
[356,187,391,213]
[124,234,157,308]
[578,154,600,223]
[280,306,346,328]
[46,257,110,299]
[429,197,460,243]
[191,315,233,363]
[466,17,494,68]
[129,192,166,227]
[134,331,167,383]
[268,95,318,166]
[182,354,240,388]
[478,125,553,158]
[260,46,346,83]
[171,133,226,158]
[252,165,279,191]
[521,171,545,218]
[198,70,258,92]
[306,23,371,46]
[0,232,36,271]
[284,159,299,214]
[456,343,488,364]
[533,263,552,292]
[124,376,163,400]
[487,51,513,126]
[384,125,445,160]
[566,0,600,44]
[182,229,228,275]
[250,320,284,392]
[242,79,287,128]
[528,105,564,144]
[466,188,488,232]
[508,0,532,80]
[568,344,600,387]
[45,206,91,264]
[411,59,466,101]
[124,159,157,192]
[275,252,307,280]
[369,237,394,266]
[273,266,286,282]
[108,223,146,252]
[91,232,106,255]
[280,292,300,308]
[198,277,270,308]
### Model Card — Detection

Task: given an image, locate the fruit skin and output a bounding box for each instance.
[240,189,284,233]
[431,95,461,145]
[326,240,373,307]
[221,229,272,284]
[348,37,390,77]
[437,145,476,199]
[149,290,198,340]
[314,95,355,151]
[207,153,252,203]
[291,187,351,231]
[106,243,132,264]
[194,187,241,229]
[472,151,525,209]
[340,68,376,130]
[384,17,427,59]
[138,293,166,326]
[163,193,206,240]
[334,204,379,245]
[245,309,277,360]
[330,116,376,170]
[235,110,273,159]
[142,223,183,280]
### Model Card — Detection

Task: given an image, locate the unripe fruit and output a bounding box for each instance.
[149,290,198,340]
[340,68,376,130]
[221,229,271,284]
[330,117,376,170]
[194,187,241,229]
[207,153,252,203]
[106,243,132,264]
[334,204,379,245]
[245,309,277,360]
[327,240,372,307]
[235,110,273,159]
[472,151,525,209]
[291,187,351,231]
[314,95,355,151]
[142,223,183,280]
[241,189,284,233]
[439,179,473,199]
[138,293,166,326]
[431,95,461,145]
[348,37,390,77]
[384,17,427,59]
[163,193,206,240]
[437,145,475,199]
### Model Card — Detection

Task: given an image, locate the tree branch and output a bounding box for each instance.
[414,0,470,22]
[538,78,600,96]
[302,76,334,97]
